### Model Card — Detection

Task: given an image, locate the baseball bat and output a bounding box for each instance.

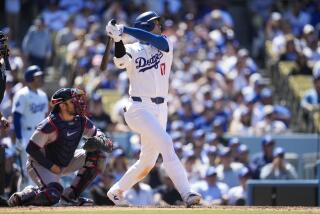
[100,19,117,71]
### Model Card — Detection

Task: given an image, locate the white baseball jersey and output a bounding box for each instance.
[123,37,173,98]
[110,36,193,200]
[12,86,48,142]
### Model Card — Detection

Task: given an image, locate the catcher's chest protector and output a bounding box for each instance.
[45,113,85,167]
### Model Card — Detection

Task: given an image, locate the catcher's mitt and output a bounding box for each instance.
[83,135,113,153]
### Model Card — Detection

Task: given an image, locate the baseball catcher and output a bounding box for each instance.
[7,88,113,206]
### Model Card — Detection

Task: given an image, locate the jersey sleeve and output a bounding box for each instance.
[12,91,26,114]
[30,118,55,148]
[83,117,97,138]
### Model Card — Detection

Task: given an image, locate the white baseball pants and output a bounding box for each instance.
[111,98,191,199]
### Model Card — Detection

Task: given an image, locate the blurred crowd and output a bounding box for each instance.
[1,0,319,206]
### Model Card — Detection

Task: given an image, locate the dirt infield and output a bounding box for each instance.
[1,206,320,213]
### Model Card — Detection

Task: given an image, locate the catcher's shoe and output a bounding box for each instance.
[7,185,37,207]
[107,188,129,206]
[184,192,201,208]
[7,193,22,207]
[59,195,94,206]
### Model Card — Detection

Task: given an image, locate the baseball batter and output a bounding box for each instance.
[105,11,201,207]
[12,65,48,187]
[8,88,113,206]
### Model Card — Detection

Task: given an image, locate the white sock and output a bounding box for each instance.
[162,157,191,199]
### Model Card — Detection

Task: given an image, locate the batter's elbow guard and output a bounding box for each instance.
[113,54,131,69]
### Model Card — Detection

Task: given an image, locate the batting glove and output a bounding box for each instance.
[106,20,123,42]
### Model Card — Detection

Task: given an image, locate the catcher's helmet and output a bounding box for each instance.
[51,88,87,116]
[24,65,43,82]
[134,11,160,32]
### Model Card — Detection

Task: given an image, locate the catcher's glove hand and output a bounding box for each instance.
[83,135,113,153]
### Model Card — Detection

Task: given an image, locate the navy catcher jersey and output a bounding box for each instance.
[30,112,97,167]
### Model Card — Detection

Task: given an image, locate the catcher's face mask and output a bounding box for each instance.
[70,88,88,116]
[51,88,88,116]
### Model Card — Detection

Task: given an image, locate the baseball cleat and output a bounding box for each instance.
[7,193,22,207]
[184,192,201,208]
[107,188,129,206]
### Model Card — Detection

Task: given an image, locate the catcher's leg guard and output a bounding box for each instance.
[63,151,105,200]
[8,182,63,206]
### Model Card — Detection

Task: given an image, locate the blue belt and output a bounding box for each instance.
[131,96,165,104]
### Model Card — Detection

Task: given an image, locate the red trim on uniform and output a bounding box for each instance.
[48,116,59,136]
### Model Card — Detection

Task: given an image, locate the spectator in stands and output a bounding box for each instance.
[254,105,288,135]
[192,166,229,205]
[228,137,241,161]
[42,1,68,33]
[177,95,199,123]
[205,133,224,151]
[212,118,228,146]
[154,169,183,205]
[229,107,254,136]
[183,151,202,185]
[227,167,251,205]
[110,149,128,182]
[5,0,21,43]
[300,24,317,50]
[237,144,254,176]
[301,71,320,127]
[265,12,283,41]
[147,156,165,189]
[251,135,275,179]
[291,53,312,76]
[90,170,115,205]
[216,147,244,188]
[260,147,298,179]
[54,17,76,75]
[22,17,52,70]
[279,35,299,61]
[125,182,155,206]
[203,145,218,168]
[1,128,20,197]
[194,101,215,132]
[284,1,310,36]
[271,20,294,60]
[184,122,195,143]
[89,93,114,133]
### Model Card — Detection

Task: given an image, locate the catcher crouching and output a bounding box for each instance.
[7,88,113,206]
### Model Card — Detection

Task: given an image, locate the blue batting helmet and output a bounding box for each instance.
[134,11,160,32]
[24,65,43,82]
